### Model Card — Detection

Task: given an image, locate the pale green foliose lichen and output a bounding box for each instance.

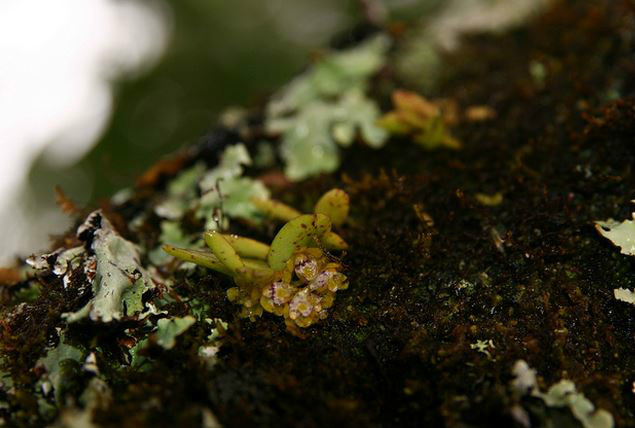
[38,335,85,403]
[128,338,151,370]
[200,144,251,188]
[594,205,635,305]
[253,141,276,169]
[53,377,112,428]
[150,144,268,265]
[155,316,196,350]
[613,287,635,305]
[206,318,228,342]
[155,162,207,220]
[0,368,12,392]
[267,34,390,116]
[64,211,156,323]
[28,211,157,323]
[148,220,201,266]
[197,143,269,229]
[266,35,390,180]
[27,246,86,289]
[394,0,550,91]
[540,380,614,428]
[150,162,207,264]
[595,209,635,256]
[511,360,614,428]
[470,339,495,359]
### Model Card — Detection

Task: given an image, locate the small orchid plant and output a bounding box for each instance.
[163,189,350,334]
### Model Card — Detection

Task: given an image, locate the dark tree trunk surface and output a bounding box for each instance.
[1,1,635,427]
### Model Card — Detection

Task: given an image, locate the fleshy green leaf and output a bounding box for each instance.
[267,214,331,270]
[320,231,348,251]
[314,188,349,227]
[220,234,270,260]
[203,231,245,273]
[162,245,232,276]
[250,197,302,222]
[378,90,460,150]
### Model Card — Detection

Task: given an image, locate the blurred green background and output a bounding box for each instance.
[27,0,446,205]
[29,0,354,207]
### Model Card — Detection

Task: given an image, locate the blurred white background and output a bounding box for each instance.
[0,0,169,264]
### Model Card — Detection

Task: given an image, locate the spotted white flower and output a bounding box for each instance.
[261,280,296,316]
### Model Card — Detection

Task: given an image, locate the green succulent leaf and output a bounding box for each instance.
[221,234,270,260]
[314,188,350,227]
[320,231,348,251]
[242,258,274,275]
[251,196,302,222]
[162,244,232,276]
[267,214,331,270]
[204,231,245,273]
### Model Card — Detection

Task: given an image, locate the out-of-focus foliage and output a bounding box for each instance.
[37,335,85,403]
[378,90,460,149]
[155,316,196,349]
[197,144,269,230]
[266,35,390,180]
[27,0,360,205]
[511,360,614,428]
